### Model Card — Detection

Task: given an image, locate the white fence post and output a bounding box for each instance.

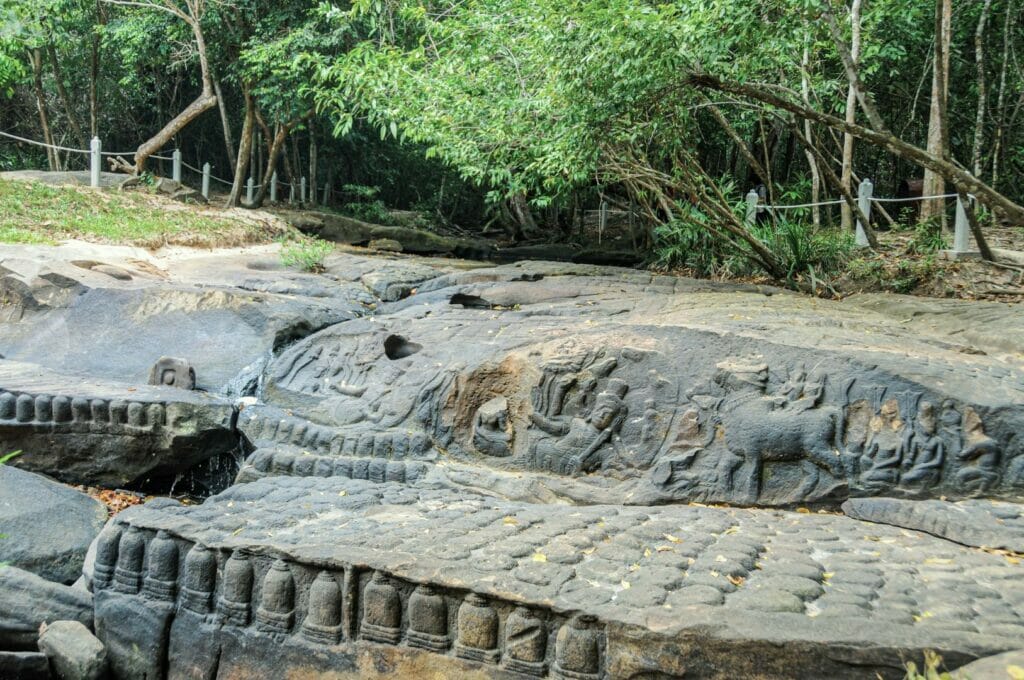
[270,172,278,203]
[172,149,182,182]
[745,189,759,226]
[246,177,255,204]
[201,163,211,200]
[855,178,873,247]
[90,137,102,188]
[953,194,973,253]
[301,177,307,204]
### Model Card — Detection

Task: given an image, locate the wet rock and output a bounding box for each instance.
[0,567,93,651]
[0,651,52,680]
[38,621,108,680]
[0,361,236,488]
[0,465,107,583]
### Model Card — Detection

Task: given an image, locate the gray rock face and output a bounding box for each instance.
[91,477,1024,680]
[0,361,237,488]
[843,497,1024,552]
[952,650,1024,679]
[0,651,52,680]
[241,261,1024,507]
[38,621,108,680]
[0,566,93,651]
[0,466,108,583]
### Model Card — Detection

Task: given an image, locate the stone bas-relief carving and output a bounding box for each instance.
[147,356,196,390]
[87,478,1024,680]
[238,260,1024,506]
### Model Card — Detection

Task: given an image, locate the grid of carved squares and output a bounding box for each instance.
[92,523,606,679]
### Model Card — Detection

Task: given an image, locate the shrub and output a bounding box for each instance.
[280,237,334,272]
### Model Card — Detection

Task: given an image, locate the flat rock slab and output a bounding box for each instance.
[95,477,1024,679]
[0,465,108,583]
[0,360,236,487]
[843,498,1024,553]
[0,566,93,651]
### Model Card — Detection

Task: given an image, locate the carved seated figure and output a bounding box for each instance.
[859,400,904,491]
[530,379,628,476]
[954,408,1000,493]
[148,356,196,390]
[472,396,512,457]
[901,401,944,488]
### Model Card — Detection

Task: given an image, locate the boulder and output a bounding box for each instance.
[0,566,92,651]
[0,466,107,583]
[38,621,108,680]
[367,238,403,253]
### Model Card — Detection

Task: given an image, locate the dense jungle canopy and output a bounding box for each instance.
[1,0,1022,278]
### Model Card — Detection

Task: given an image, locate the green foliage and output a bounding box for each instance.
[336,184,396,225]
[0,449,21,465]
[847,254,939,294]
[906,219,947,254]
[280,236,334,272]
[0,179,285,247]
[903,651,954,680]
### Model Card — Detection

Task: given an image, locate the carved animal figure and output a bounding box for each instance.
[709,361,845,503]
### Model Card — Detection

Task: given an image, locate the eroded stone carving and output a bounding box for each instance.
[472,396,512,457]
[531,378,628,475]
[148,356,196,390]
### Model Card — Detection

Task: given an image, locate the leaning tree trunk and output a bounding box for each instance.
[251,126,288,208]
[28,49,58,171]
[839,0,863,232]
[227,88,255,207]
[46,42,86,149]
[212,77,236,173]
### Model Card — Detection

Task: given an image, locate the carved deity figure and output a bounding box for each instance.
[859,399,904,491]
[954,407,1000,493]
[530,379,628,475]
[900,401,944,487]
[472,396,512,457]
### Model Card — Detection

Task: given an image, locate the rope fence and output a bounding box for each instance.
[2,128,986,255]
[1,129,330,207]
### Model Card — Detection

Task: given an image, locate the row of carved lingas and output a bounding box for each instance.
[92,524,603,679]
[250,449,429,484]
[0,391,165,429]
[247,412,432,460]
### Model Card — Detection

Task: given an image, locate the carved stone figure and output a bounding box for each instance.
[148,356,196,390]
[218,550,254,626]
[302,571,343,644]
[901,401,944,488]
[256,559,296,633]
[554,614,601,680]
[181,544,216,615]
[407,585,450,651]
[472,396,512,457]
[361,572,402,644]
[531,379,628,475]
[455,593,500,663]
[113,526,145,594]
[859,399,905,491]
[702,360,845,502]
[143,531,178,602]
[505,607,546,676]
[955,407,1000,493]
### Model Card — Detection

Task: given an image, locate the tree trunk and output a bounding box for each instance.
[46,43,86,149]
[686,74,1024,226]
[706,101,772,190]
[921,0,952,225]
[991,4,1013,189]
[251,127,288,208]
[801,45,821,227]
[510,193,539,239]
[839,0,863,232]
[227,87,254,207]
[28,49,58,171]
[972,0,993,178]
[309,131,317,204]
[212,76,237,173]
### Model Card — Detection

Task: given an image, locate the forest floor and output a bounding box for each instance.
[1,172,1021,302]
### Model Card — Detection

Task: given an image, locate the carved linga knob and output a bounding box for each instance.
[143,531,179,602]
[217,550,254,626]
[256,559,295,633]
[455,592,500,664]
[301,571,343,644]
[555,614,602,679]
[360,571,402,645]
[181,544,216,614]
[407,584,450,651]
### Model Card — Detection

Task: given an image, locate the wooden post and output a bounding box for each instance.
[270,172,278,203]
[202,163,211,200]
[855,178,873,247]
[172,149,182,182]
[289,183,295,205]
[89,137,101,188]
[301,177,307,204]
[246,177,255,205]
[745,189,759,226]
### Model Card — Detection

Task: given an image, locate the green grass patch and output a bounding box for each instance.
[0,178,289,247]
